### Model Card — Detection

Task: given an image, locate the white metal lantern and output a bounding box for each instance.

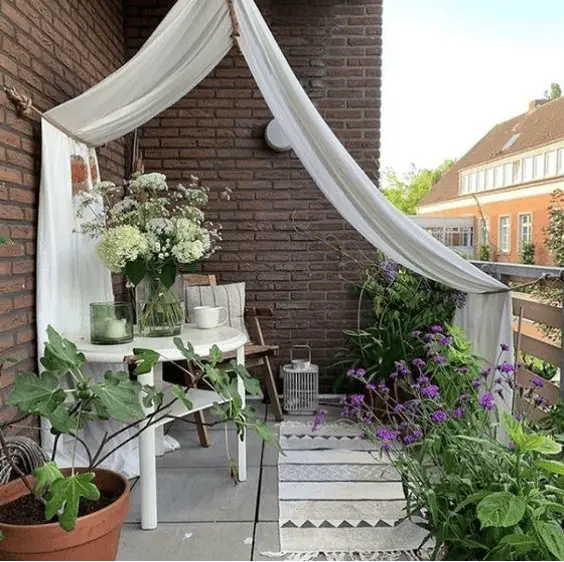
[281,345,319,414]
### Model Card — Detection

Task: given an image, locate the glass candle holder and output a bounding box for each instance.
[90,302,134,345]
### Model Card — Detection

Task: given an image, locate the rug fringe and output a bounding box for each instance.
[260,549,430,561]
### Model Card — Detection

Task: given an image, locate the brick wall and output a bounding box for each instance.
[0,0,126,427]
[125,0,382,389]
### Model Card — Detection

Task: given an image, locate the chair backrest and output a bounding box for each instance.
[182,274,217,287]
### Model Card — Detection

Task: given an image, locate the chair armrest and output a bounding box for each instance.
[245,307,273,318]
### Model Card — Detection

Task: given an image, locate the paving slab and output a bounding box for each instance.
[258,466,279,522]
[127,467,260,523]
[159,427,265,468]
[252,522,281,561]
[119,522,254,561]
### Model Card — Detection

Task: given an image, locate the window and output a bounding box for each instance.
[523,157,533,182]
[494,165,504,189]
[558,148,564,175]
[502,133,521,151]
[477,170,485,191]
[504,163,513,186]
[533,154,545,179]
[461,174,469,194]
[499,216,511,253]
[546,151,557,177]
[469,172,477,192]
[485,167,494,189]
[518,214,532,249]
[512,160,522,184]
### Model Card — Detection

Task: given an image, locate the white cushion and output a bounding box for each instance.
[184,282,249,340]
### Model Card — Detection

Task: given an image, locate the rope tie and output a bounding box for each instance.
[227,0,241,39]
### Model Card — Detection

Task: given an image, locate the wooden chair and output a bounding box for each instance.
[163,274,284,446]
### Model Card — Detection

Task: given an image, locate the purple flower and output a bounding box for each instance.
[458,392,470,402]
[356,368,366,377]
[514,413,524,421]
[452,407,464,419]
[312,409,327,432]
[500,343,510,352]
[393,404,404,413]
[350,394,365,404]
[378,382,390,395]
[432,354,446,364]
[378,260,398,284]
[534,396,548,408]
[530,377,544,388]
[429,325,444,333]
[394,360,410,377]
[375,427,399,442]
[480,368,491,379]
[430,410,447,424]
[421,384,440,399]
[478,391,496,411]
[494,376,504,385]
[497,362,515,374]
[507,441,515,451]
[402,427,423,444]
[471,379,482,389]
[347,369,357,378]
[365,383,376,392]
[412,358,426,369]
[412,330,422,338]
[438,336,451,346]
[417,375,430,386]
[390,371,398,380]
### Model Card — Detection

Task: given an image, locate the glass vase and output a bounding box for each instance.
[136,273,184,337]
[90,302,134,345]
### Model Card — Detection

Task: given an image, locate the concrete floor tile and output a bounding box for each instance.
[252,522,281,560]
[118,522,254,561]
[127,467,260,523]
[159,426,265,468]
[258,466,278,522]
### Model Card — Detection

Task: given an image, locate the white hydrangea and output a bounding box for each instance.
[96,226,149,272]
[146,218,174,235]
[171,218,212,263]
[130,173,168,193]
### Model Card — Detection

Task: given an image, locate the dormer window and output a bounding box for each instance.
[502,133,520,151]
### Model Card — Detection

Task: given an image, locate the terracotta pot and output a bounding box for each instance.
[0,468,130,561]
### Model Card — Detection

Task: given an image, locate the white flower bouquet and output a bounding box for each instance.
[78,173,227,336]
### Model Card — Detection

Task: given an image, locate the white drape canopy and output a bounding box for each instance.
[38,0,513,472]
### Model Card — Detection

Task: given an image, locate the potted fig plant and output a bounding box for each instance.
[333,326,564,560]
[0,327,275,560]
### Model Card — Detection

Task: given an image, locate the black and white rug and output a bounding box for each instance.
[270,421,431,561]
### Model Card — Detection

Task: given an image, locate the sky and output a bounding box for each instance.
[381,0,564,183]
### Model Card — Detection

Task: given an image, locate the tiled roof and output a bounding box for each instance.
[420,97,564,207]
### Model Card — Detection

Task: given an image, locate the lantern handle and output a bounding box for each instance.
[291,345,311,364]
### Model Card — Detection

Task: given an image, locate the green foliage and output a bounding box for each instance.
[520,241,536,265]
[477,492,526,528]
[545,82,562,100]
[546,189,564,266]
[333,253,466,391]
[3,326,277,533]
[382,160,454,215]
[478,243,491,261]
[521,353,558,381]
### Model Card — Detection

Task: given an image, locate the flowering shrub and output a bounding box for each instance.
[333,253,467,391]
[324,326,564,560]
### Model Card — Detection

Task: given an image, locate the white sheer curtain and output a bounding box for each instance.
[37,0,514,474]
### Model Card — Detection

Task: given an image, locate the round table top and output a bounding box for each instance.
[69,324,248,363]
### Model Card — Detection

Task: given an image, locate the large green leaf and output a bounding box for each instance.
[171,385,194,411]
[45,472,100,531]
[173,338,196,362]
[230,361,262,396]
[124,257,147,286]
[92,373,144,422]
[477,492,526,528]
[159,262,176,289]
[40,326,85,374]
[33,462,64,495]
[132,348,160,375]
[521,434,562,455]
[536,459,564,475]
[7,372,66,414]
[535,521,564,561]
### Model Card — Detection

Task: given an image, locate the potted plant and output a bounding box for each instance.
[329,325,564,560]
[77,173,229,337]
[0,327,275,560]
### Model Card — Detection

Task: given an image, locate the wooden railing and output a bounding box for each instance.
[472,261,564,417]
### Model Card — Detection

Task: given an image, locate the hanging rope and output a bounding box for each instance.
[2,85,92,146]
[227,0,241,39]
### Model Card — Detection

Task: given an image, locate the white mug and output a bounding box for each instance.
[193,306,228,329]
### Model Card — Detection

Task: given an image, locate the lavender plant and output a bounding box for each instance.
[325,326,564,560]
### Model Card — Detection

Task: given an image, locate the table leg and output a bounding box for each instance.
[237,345,247,482]
[138,366,158,530]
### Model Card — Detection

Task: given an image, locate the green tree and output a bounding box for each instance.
[545,82,562,100]
[382,159,454,214]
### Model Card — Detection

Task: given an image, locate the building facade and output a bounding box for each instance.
[419,98,564,265]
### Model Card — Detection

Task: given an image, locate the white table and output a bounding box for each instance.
[72,324,248,530]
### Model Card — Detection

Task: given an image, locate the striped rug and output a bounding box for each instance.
[272,421,431,561]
